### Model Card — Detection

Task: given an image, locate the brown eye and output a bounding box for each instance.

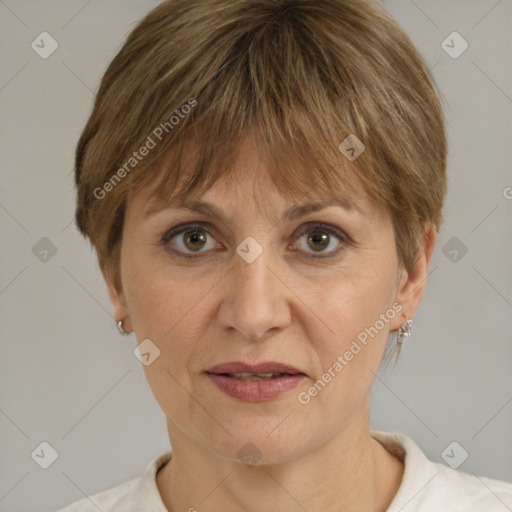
[163,224,218,258]
[293,223,348,258]
[306,230,330,252]
[182,229,208,251]
[162,222,349,261]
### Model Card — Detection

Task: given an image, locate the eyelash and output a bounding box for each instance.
[161,222,350,260]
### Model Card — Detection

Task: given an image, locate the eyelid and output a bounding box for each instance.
[290,222,350,259]
[161,222,217,243]
[161,223,221,259]
[161,221,351,259]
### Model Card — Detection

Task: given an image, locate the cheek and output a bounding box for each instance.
[307,265,397,351]
[125,254,206,341]
[295,268,397,410]
[125,267,217,417]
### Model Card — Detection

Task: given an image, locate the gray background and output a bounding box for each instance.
[0,0,511,510]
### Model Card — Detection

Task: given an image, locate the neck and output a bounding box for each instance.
[156,399,403,512]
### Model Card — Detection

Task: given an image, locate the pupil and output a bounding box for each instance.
[185,230,206,250]
[309,232,328,251]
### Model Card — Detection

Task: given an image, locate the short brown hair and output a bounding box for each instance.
[74,0,447,292]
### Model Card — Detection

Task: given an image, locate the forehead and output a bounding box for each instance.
[128,133,377,224]
[133,181,381,237]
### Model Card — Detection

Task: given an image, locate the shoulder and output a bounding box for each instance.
[56,450,172,512]
[56,478,138,512]
[420,460,512,510]
[371,431,512,512]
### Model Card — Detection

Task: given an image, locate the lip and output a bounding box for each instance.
[205,361,307,402]
[206,361,305,375]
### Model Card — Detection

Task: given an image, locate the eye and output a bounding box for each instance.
[161,222,349,260]
[162,224,219,259]
[292,222,348,259]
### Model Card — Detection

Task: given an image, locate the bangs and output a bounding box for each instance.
[138,123,368,218]
[126,9,383,215]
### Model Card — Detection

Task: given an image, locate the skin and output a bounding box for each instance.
[103,135,437,511]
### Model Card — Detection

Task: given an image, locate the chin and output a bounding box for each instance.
[201,415,312,466]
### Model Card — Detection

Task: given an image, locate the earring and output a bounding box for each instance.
[117,319,130,336]
[397,318,412,344]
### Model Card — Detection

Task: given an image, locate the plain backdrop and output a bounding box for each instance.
[0,0,511,510]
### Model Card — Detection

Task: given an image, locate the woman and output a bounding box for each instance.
[60,0,512,510]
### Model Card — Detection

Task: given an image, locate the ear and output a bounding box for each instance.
[389,224,438,331]
[100,261,132,332]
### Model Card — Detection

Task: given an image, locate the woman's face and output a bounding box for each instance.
[105,136,433,464]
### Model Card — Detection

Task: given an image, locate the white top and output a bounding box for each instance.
[57,431,512,511]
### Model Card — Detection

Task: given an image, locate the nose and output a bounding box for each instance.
[217,245,292,341]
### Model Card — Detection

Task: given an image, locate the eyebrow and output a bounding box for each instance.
[143,196,362,222]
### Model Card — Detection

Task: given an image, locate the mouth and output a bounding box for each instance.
[216,372,296,381]
[205,362,307,402]
[206,361,306,378]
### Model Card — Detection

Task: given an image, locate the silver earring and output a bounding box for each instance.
[397,319,412,344]
[117,319,130,336]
